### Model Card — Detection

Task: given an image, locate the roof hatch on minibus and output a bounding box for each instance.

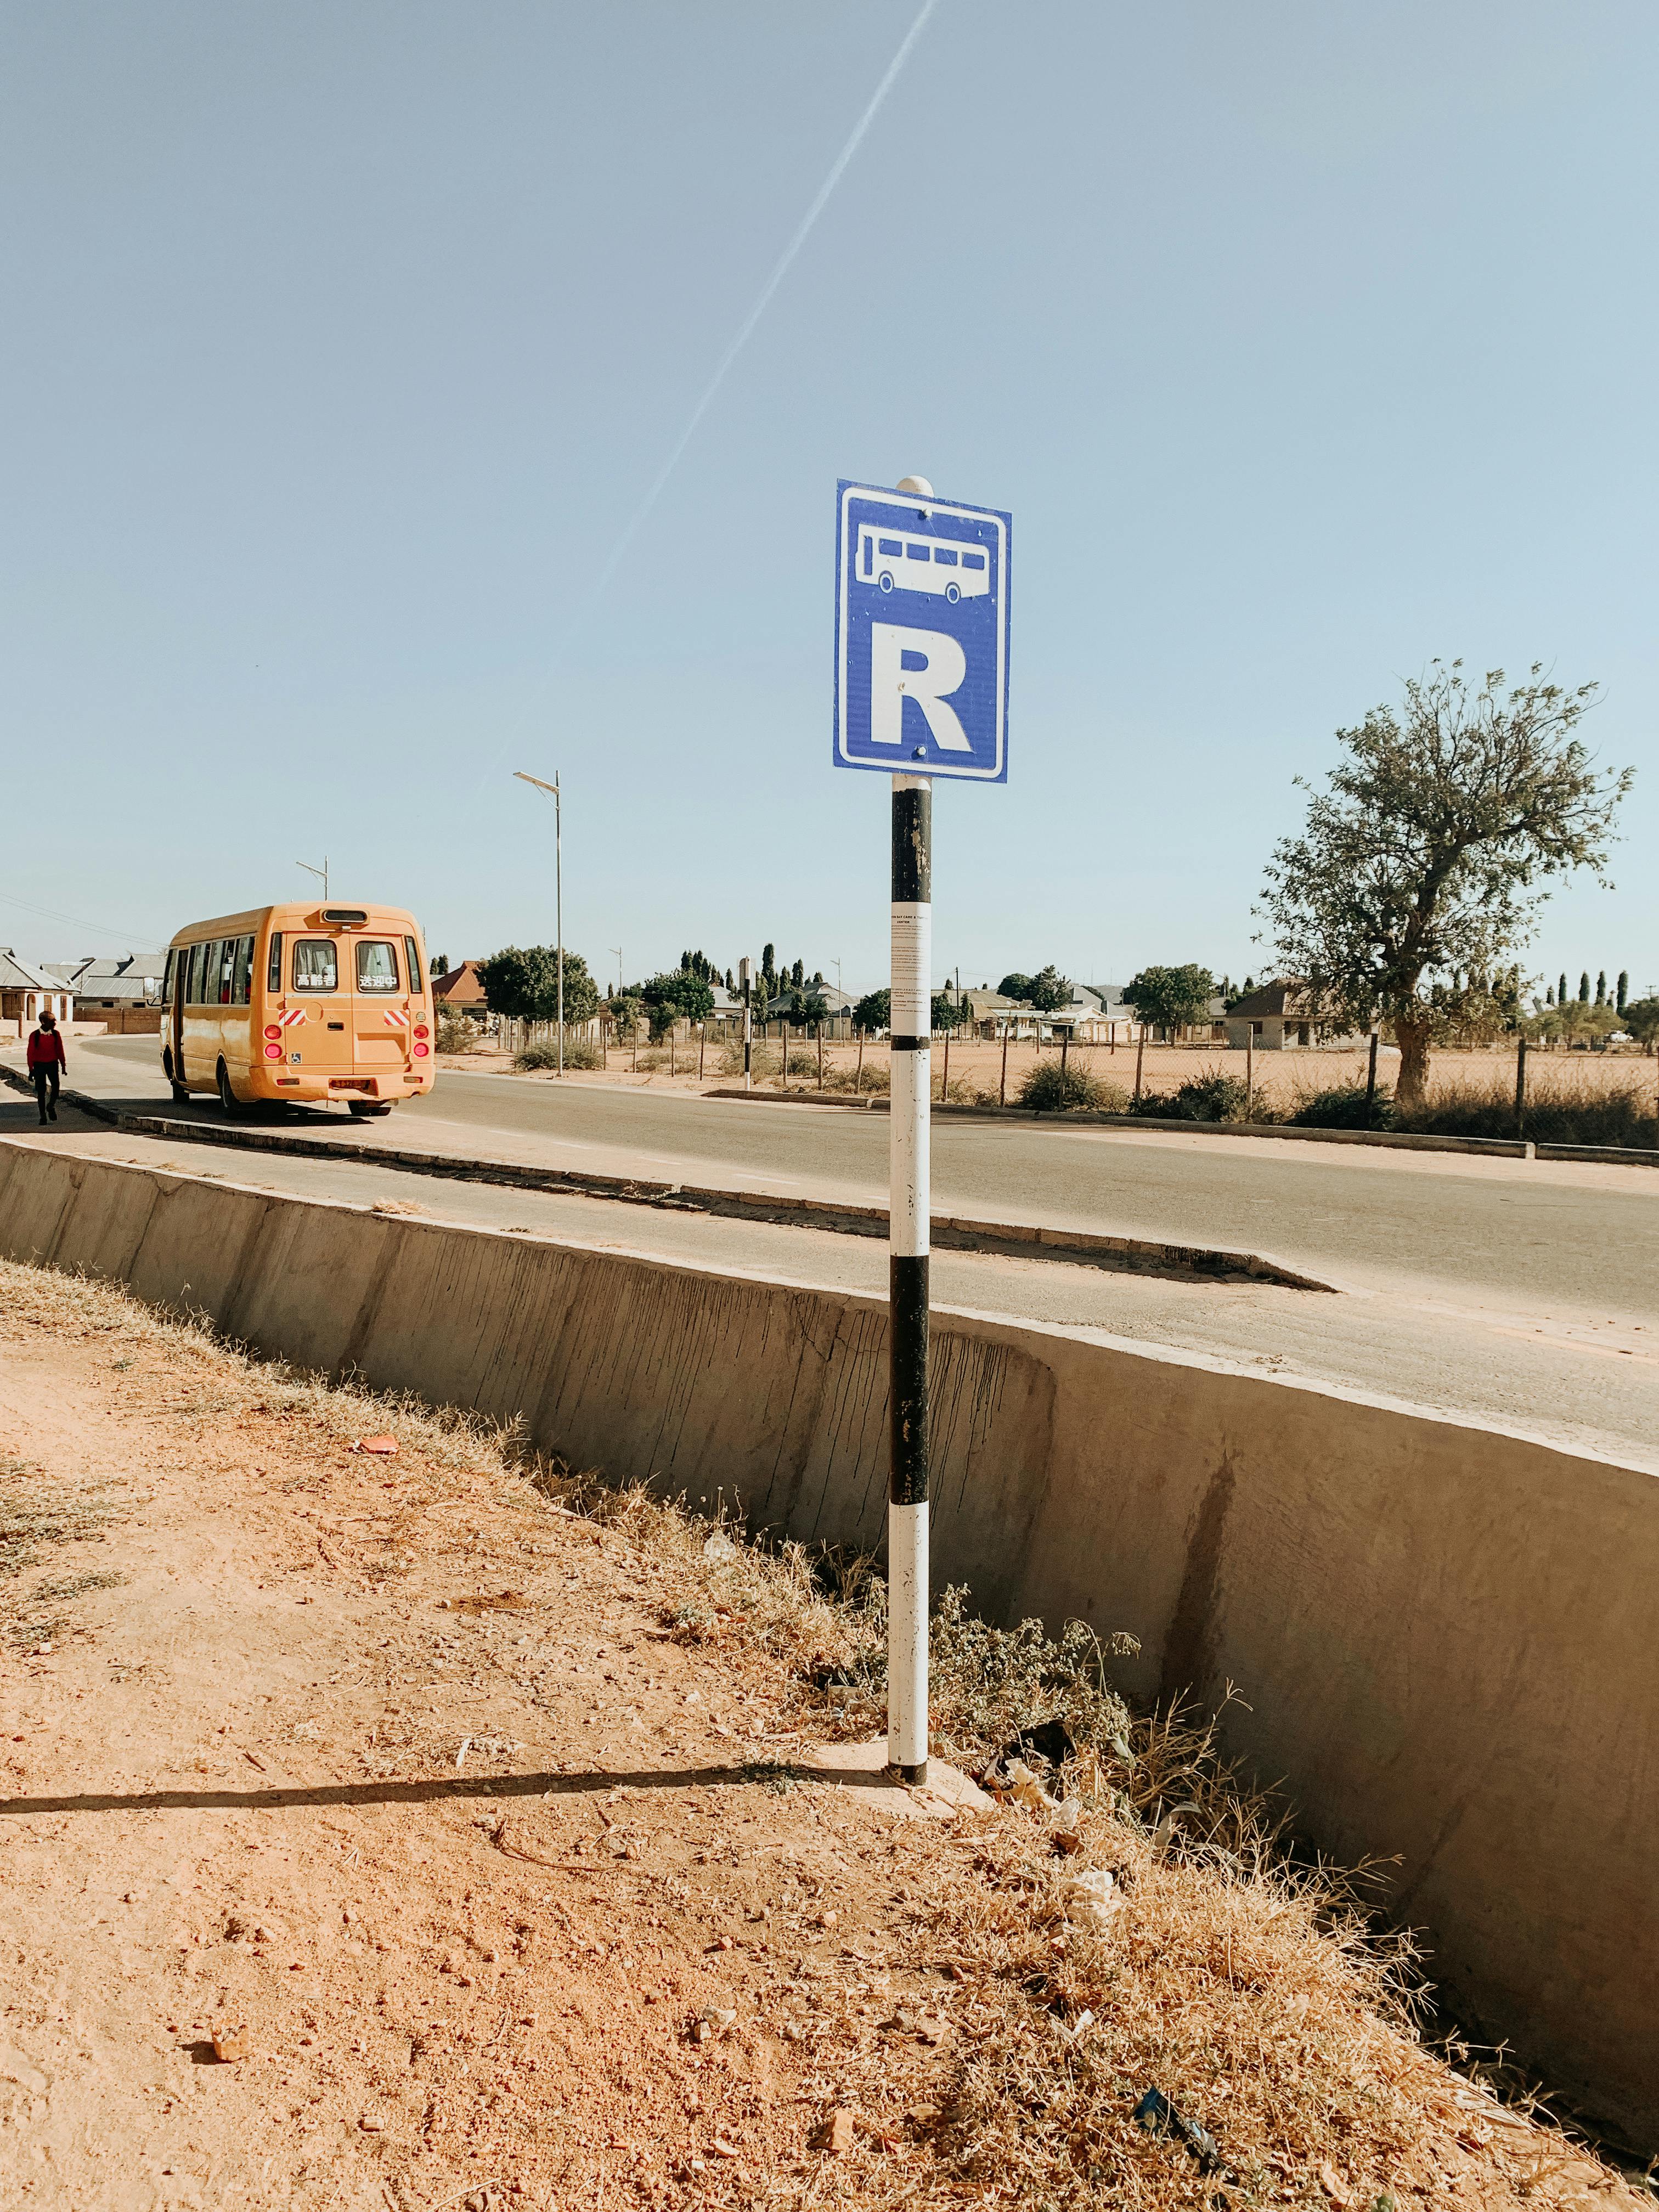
[319,908,370,927]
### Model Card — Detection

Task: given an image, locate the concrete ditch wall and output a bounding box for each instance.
[2,1137,1655,2146]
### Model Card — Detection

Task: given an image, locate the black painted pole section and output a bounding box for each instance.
[888,772,931,1784]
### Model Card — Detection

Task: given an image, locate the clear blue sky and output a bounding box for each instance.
[3,2,1654,998]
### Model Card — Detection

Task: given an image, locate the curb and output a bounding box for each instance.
[110,1109,1338,1293]
[0,1064,120,1125]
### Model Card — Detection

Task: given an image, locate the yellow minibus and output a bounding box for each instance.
[159,901,436,1116]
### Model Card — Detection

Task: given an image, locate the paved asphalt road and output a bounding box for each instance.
[8,1036,1656,1469]
[51,1035,1659,1311]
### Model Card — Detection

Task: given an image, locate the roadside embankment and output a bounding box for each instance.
[2,1136,1656,2147]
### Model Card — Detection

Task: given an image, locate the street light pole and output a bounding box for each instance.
[297,857,330,900]
[514,771,563,1075]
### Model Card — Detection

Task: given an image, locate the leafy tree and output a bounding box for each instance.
[478,945,599,1025]
[791,957,805,989]
[724,968,735,992]
[607,992,645,1041]
[679,949,718,983]
[1257,662,1630,1108]
[1623,998,1659,1052]
[642,969,715,1038]
[997,972,1032,1002]
[932,991,968,1032]
[1559,972,1568,1008]
[429,952,450,977]
[1595,969,1607,1006]
[1025,964,1072,1013]
[1617,970,1629,1011]
[1122,963,1216,1036]
[761,944,776,989]
[795,989,830,1029]
[853,988,890,1034]
[1579,972,1591,1003]
[1545,985,1555,1007]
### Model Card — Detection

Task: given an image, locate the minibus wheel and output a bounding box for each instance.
[348,1101,393,1118]
[216,1059,241,1116]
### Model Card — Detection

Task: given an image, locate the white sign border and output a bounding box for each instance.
[835,481,1009,782]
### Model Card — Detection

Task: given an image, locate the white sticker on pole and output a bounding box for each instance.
[891,904,930,1035]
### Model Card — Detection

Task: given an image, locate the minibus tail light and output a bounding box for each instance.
[413,1043,430,1058]
[414,1023,429,1039]
[263,1024,283,1041]
[264,1043,283,1060]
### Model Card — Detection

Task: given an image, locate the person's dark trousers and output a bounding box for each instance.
[31,1064,59,1122]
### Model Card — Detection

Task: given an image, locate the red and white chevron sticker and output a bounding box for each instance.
[278,1006,306,1029]
[383,1008,410,1030]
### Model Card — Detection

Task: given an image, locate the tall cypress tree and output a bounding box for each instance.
[1579,972,1591,1003]
[1617,970,1629,1011]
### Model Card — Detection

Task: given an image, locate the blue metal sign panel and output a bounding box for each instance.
[834,480,1011,782]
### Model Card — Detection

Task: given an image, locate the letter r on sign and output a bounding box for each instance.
[870,624,970,752]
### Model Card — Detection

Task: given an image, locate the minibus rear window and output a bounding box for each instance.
[356,940,400,993]
[267,934,283,992]
[405,938,423,1000]
[293,940,338,992]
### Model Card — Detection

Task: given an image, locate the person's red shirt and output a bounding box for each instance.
[27,1028,65,1069]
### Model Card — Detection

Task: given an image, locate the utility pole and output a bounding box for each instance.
[514,771,563,1075]
[739,957,753,1092]
[297,857,330,900]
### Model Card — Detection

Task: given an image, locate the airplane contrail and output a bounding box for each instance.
[573,0,939,622]
[473,1,938,808]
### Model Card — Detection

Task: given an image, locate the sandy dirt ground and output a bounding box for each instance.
[0,1261,1645,2211]
[439,1039,1657,1114]
[0,1272,994,2210]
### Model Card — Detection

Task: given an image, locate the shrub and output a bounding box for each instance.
[1401,1075,1657,1148]
[785,1049,819,1075]
[1017,1059,1122,1113]
[823,1061,890,1094]
[436,1013,477,1056]
[1167,1069,1255,1122]
[1288,1082,1394,1130]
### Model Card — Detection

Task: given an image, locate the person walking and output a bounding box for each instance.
[27,1008,65,1124]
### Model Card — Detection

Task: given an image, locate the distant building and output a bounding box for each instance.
[0,950,74,1039]
[1222,980,1359,1051]
[432,960,489,1013]
[44,953,162,1013]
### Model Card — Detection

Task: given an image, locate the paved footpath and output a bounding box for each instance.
[7,1036,1657,1472]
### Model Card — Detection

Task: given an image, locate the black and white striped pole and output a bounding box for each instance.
[887,472,935,1786]
[888,768,931,1782]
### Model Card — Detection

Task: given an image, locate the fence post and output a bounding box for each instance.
[1514,1032,1528,1138]
[999,1018,1009,1107]
[817,1024,824,1090]
[1245,1030,1254,1119]
[1364,1026,1379,1128]
[1133,1032,1144,1106]
[699,1021,706,1080]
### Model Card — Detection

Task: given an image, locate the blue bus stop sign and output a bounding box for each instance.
[834,479,1011,782]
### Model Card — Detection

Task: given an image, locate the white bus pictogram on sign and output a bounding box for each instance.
[856,526,990,605]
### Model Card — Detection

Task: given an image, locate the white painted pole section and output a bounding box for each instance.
[888,1499,928,1768]
[888,768,931,1774]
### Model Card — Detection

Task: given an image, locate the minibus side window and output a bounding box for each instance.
[203,941,222,1003]
[216,941,234,1004]
[267,934,283,992]
[356,940,400,993]
[162,951,177,1007]
[231,936,252,1006]
[292,940,338,992]
[405,938,424,1001]
[186,944,205,1005]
